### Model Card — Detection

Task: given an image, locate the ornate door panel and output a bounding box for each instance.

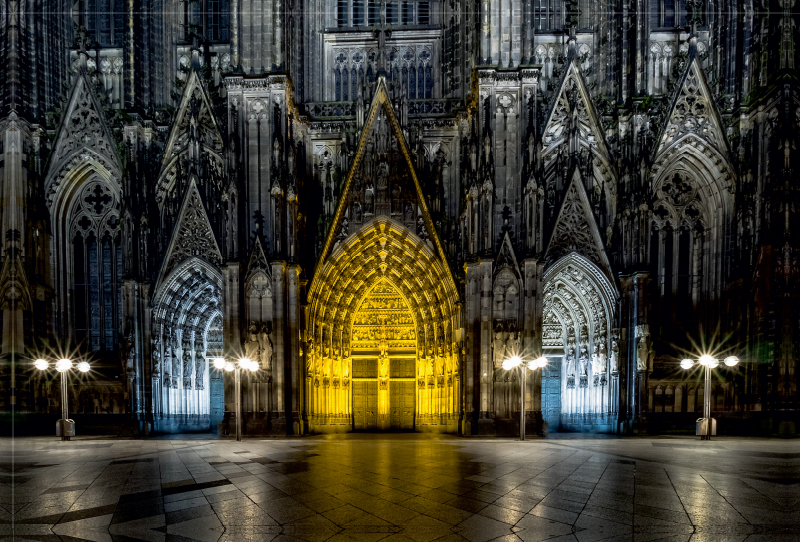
[389,381,415,430]
[353,380,378,430]
[351,280,418,431]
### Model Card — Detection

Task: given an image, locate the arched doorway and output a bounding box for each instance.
[150,257,224,432]
[306,218,460,433]
[541,253,619,432]
[350,280,417,430]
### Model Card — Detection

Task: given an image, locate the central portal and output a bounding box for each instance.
[351,281,416,430]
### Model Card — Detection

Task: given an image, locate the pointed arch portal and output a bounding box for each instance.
[306,218,461,432]
[151,257,224,433]
[542,253,619,432]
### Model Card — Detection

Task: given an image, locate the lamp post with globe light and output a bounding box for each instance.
[213,357,258,441]
[502,355,548,440]
[680,354,739,440]
[34,358,91,441]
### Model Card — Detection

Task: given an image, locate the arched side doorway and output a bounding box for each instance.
[542,253,619,432]
[306,218,461,433]
[150,257,224,432]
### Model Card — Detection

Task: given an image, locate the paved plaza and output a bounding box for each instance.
[1,435,798,542]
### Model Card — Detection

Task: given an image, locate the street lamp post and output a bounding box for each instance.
[34,358,91,441]
[502,355,548,441]
[680,354,739,440]
[213,357,258,441]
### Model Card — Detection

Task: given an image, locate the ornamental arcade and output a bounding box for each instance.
[2,1,799,436]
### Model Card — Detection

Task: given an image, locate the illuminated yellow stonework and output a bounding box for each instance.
[306,219,461,432]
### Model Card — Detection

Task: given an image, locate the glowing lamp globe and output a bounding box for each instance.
[213,358,226,370]
[224,362,235,372]
[680,359,694,370]
[77,361,90,373]
[698,355,715,367]
[34,359,48,371]
[501,358,515,371]
[530,356,548,369]
[55,359,73,372]
[248,360,259,372]
[238,358,251,370]
[724,356,740,367]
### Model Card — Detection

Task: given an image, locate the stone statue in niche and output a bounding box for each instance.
[163,332,172,386]
[332,347,341,380]
[245,321,260,363]
[505,328,521,358]
[404,203,413,224]
[592,334,607,374]
[636,327,651,372]
[493,325,505,368]
[578,328,589,376]
[610,331,620,373]
[342,348,351,385]
[365,185,375,214]
[378,338,389,389]
[322,346,332,383]
[565,331,577,377]
[182,343,193,388]
[259,323,272,371]
[125,331,136,380]
[171,333,181,388]
[353,201,362,222]
[151,336,161,377]
[436,345,445,375]
[377,161,389,191]
[306,339,315,375]
[195,348,205,390]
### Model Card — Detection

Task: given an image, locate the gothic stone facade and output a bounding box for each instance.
[1,1,799,435]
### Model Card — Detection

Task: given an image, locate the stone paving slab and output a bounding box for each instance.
[0,435,798,541]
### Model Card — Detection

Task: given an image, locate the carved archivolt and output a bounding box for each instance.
[152,256,223,394]
[306,218,461,426]
[542,254,616,353]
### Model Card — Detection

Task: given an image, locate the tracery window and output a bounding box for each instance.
[368,0,380,24]
[179,0,230,42]
[85,0,125,46]
[533,0,563,31]
[71,181,122,353]
[649,0,685,28]
[336,0,431,27]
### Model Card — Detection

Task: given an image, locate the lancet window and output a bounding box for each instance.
[533,0,563,31]
[648,0,685,29]
[181,0,230,42]
[70,180,122,353]
[336,0,431,27]
[650,171,707,341]
[84,0,125,47]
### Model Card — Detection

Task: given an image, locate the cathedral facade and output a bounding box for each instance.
[1,1,799,436]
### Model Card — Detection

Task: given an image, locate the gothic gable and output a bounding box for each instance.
[156,70,224,208]
[44,72,121,207]
[246,236,270,278]
[541,61,612,170]
[155,178,223,291]
[495,232,521,278]
[313,77,452,282]
[655,56,729,159]
[544,169,612,278]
